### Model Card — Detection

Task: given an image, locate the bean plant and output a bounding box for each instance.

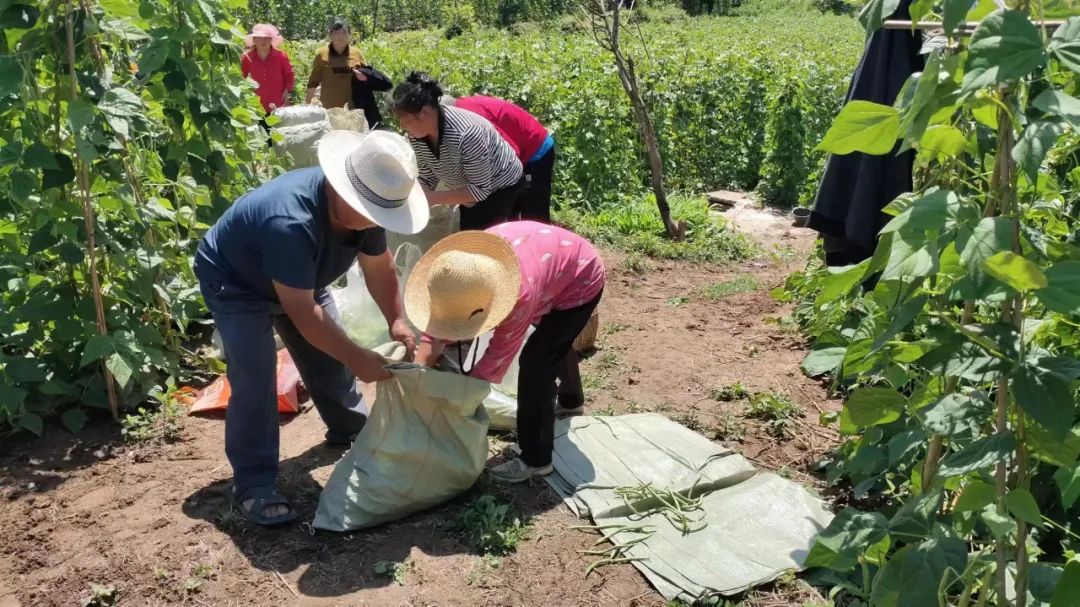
[786,2,1080,605]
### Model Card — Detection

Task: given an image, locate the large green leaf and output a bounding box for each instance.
[959,217,1012,273]
[815,259,870,306]
[80,334,114,367]
[60,409,88,434]
[1050,17,1080,74]
[870,537,968,607]
[880,189,958,236]
[845,387,906,427]
[954,479,996,513]
[98,88,145,139]
[859,0,901,34]
[920,337,1007,383]
[804,508,889,571]
[1051,559,1080,607]
[983,251,1047,292]
[1033,89,1080,128]
[883,236,937,280]
[816,101,901,156]
[106,353,133,389]
[962,9,1047,94]
[1004,488,1042,527]
[943,0,976,36]
[0,54,24,98]
[1028,425,1080,467]
[1036,261,1080,314]
[919,391,991,437]
[917,125,967,164]
[802,346,847,378]
[938,432,1017,477]
[18,412,43,436]
[1055,463,1080,508]
[1013,121,1065,186]
[889,491,943,541]
[871,294,928,352]
[1012,356,1080,440]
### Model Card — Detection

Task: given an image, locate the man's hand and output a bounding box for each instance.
[353,67,369,82]
[415,339,445,369]
[347,348,392,383]
[389,318,415,361]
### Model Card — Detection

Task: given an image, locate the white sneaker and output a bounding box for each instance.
[490,458,553,483]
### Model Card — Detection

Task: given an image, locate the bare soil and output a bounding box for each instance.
[0,211,840,607]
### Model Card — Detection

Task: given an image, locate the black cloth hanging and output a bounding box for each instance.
[808,0,924,266]
[351,66,393,130]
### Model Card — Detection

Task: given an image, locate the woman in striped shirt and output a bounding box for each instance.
[392,72,524,230]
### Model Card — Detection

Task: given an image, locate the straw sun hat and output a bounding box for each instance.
[318,130,429,235]
[245,23,284,49]
[405,231,522,342]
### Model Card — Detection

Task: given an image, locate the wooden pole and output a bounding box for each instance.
[66,2,120,420]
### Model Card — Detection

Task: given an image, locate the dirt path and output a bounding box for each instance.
[0,210,839,607]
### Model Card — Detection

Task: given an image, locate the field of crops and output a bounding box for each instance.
[286,5,864,208]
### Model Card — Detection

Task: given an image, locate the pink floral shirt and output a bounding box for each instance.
[424,221,605,384]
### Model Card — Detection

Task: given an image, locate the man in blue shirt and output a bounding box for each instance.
[194,130,429,525]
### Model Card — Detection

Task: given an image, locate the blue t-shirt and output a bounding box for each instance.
[195,167,387,303]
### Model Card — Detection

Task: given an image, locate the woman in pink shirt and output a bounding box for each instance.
[406,221,605,483]
[241,24,295,115]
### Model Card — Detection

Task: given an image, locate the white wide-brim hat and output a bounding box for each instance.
[404,231,521,342]
[318,130,430,235]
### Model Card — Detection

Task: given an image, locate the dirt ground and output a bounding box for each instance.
[0,207,841,607]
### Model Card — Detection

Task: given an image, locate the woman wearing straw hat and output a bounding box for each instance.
[194,130,429,525]
[241,23,295,115]
[407,221,605,483]
[393,72,524,231]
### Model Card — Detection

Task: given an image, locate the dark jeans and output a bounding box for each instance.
[517,146,555,223]
[197,269,367,495]
[516,290,602,468]
[459,178,525,231]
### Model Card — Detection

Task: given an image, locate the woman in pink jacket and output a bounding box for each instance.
[241,23,295,115]
[407,221,605,483]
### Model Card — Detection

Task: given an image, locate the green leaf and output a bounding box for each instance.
[955,480,996,513]
[908,0,936,29]
[61,409,89,434]
[0,55,24,98]
[802,346,846,378]
[943,0,976,36]
[18,412,43,435]
[889,491,943,541]
[962,9,1047,94]
[816,101,901,156]
[80,334,114,367]
[1012,356,1080,440]
[98,88,144,139]
[971,95,1000,129]
[981,505,1017,540]
[959,217,1012,273]
[883,237,936,280]
[22,142,59,170]
[5,357,46,383]
[0,383,27,410]
[1051,559,1080,607]
[0,3,39,28]
[1013,121,1065,186]
[983,251,1047,292]
[804,508,890,571]
[880,189,959,236]
[99,0,141,18]
[888,429,925,466]
[845,387,906,428]
[920,391,991,437]
[1050,17,1080,74]
[870,537,968,607]
[1055,463,1080,508]
[1036,261,1080,314]
[10,170,36,203]
[1028,425,1080,467]
[938,432,1016,477]
[106,353,133,389]
[815,260,869,306]
[1033,89,1080,128]
[1004,488,1042,527]
[871,295,929,352]
[67,99,97,131]
[917,125,967,164]
[859,0,901,34]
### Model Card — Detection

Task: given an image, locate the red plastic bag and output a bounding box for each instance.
[189,349,302,414]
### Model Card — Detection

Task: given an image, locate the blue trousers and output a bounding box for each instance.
[199,277,367,495]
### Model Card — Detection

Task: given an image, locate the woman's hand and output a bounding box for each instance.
[389,317,416,362]
[353,67,368,82]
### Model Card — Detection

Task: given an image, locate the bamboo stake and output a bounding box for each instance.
[66,1,119,420]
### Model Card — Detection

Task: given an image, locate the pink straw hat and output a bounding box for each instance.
[244,23,284,49]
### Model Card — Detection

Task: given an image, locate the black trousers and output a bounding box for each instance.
[516,146,555,223]
[517,290,602,467]
[459,178,525,231]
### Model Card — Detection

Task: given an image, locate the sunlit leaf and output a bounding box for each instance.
[962,9,1047,94]
[1004,488,1042,527]
[816,101,900,155]
[917,125,967,164]
[869,537,968,607]
[845,387,906,427]
[1050,17,1080,74]
[1013,121,1065,186]
[982,251,1047,292]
